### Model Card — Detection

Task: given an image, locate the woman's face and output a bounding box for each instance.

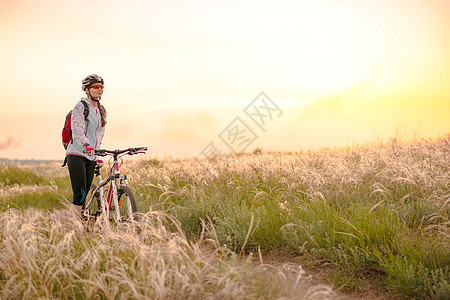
[87,83,104,99]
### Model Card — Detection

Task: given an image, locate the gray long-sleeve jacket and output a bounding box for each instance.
[65,97,107,161]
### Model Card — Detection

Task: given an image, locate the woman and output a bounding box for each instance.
[66,74,107,218]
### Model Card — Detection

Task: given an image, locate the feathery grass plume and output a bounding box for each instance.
[131,135,449,298]
[2,135,448,298]
[0,208,332,299]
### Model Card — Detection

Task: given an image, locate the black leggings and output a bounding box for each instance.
[67,155,96,206]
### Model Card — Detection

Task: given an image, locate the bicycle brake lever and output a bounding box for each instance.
[95,150,106,156]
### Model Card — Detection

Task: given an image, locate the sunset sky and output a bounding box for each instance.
[0,0,449,160]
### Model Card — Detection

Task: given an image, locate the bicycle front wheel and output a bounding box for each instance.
[116,186,138,221]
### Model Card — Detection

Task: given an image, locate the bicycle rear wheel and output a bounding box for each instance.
[83,184,102,220]
[116,186,138,221]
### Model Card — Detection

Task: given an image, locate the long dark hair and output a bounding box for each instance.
[97,101,107,127]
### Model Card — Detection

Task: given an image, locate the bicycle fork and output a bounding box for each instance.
[105,179,121,222]
[103,160,123,222]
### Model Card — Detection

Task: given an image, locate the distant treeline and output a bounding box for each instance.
[0,158,59,166]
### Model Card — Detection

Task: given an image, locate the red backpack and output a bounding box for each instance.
[62,101,89,150]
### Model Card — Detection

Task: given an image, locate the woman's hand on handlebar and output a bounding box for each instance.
[83,144,95,156]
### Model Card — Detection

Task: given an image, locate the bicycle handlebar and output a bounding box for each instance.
[95,147,148,157]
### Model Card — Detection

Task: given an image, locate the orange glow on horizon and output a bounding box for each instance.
[0,0,449,160]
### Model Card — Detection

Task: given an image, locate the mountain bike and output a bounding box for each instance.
[82,147,147,223]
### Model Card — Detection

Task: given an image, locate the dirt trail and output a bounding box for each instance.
[256,251,396,300]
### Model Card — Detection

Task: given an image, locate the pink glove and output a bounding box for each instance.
[96,160,104,168]
[83,144,95,156]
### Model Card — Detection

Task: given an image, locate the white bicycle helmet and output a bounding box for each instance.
[81,74,104,91]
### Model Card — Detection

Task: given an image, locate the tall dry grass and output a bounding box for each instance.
[0,208,334,299]
[129,135,449,298]
[1,135,448,298]
[0,164,69,210]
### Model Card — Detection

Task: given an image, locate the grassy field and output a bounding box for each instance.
[1,136,449,299]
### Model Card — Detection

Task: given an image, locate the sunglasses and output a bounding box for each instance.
[91,85,104,90]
